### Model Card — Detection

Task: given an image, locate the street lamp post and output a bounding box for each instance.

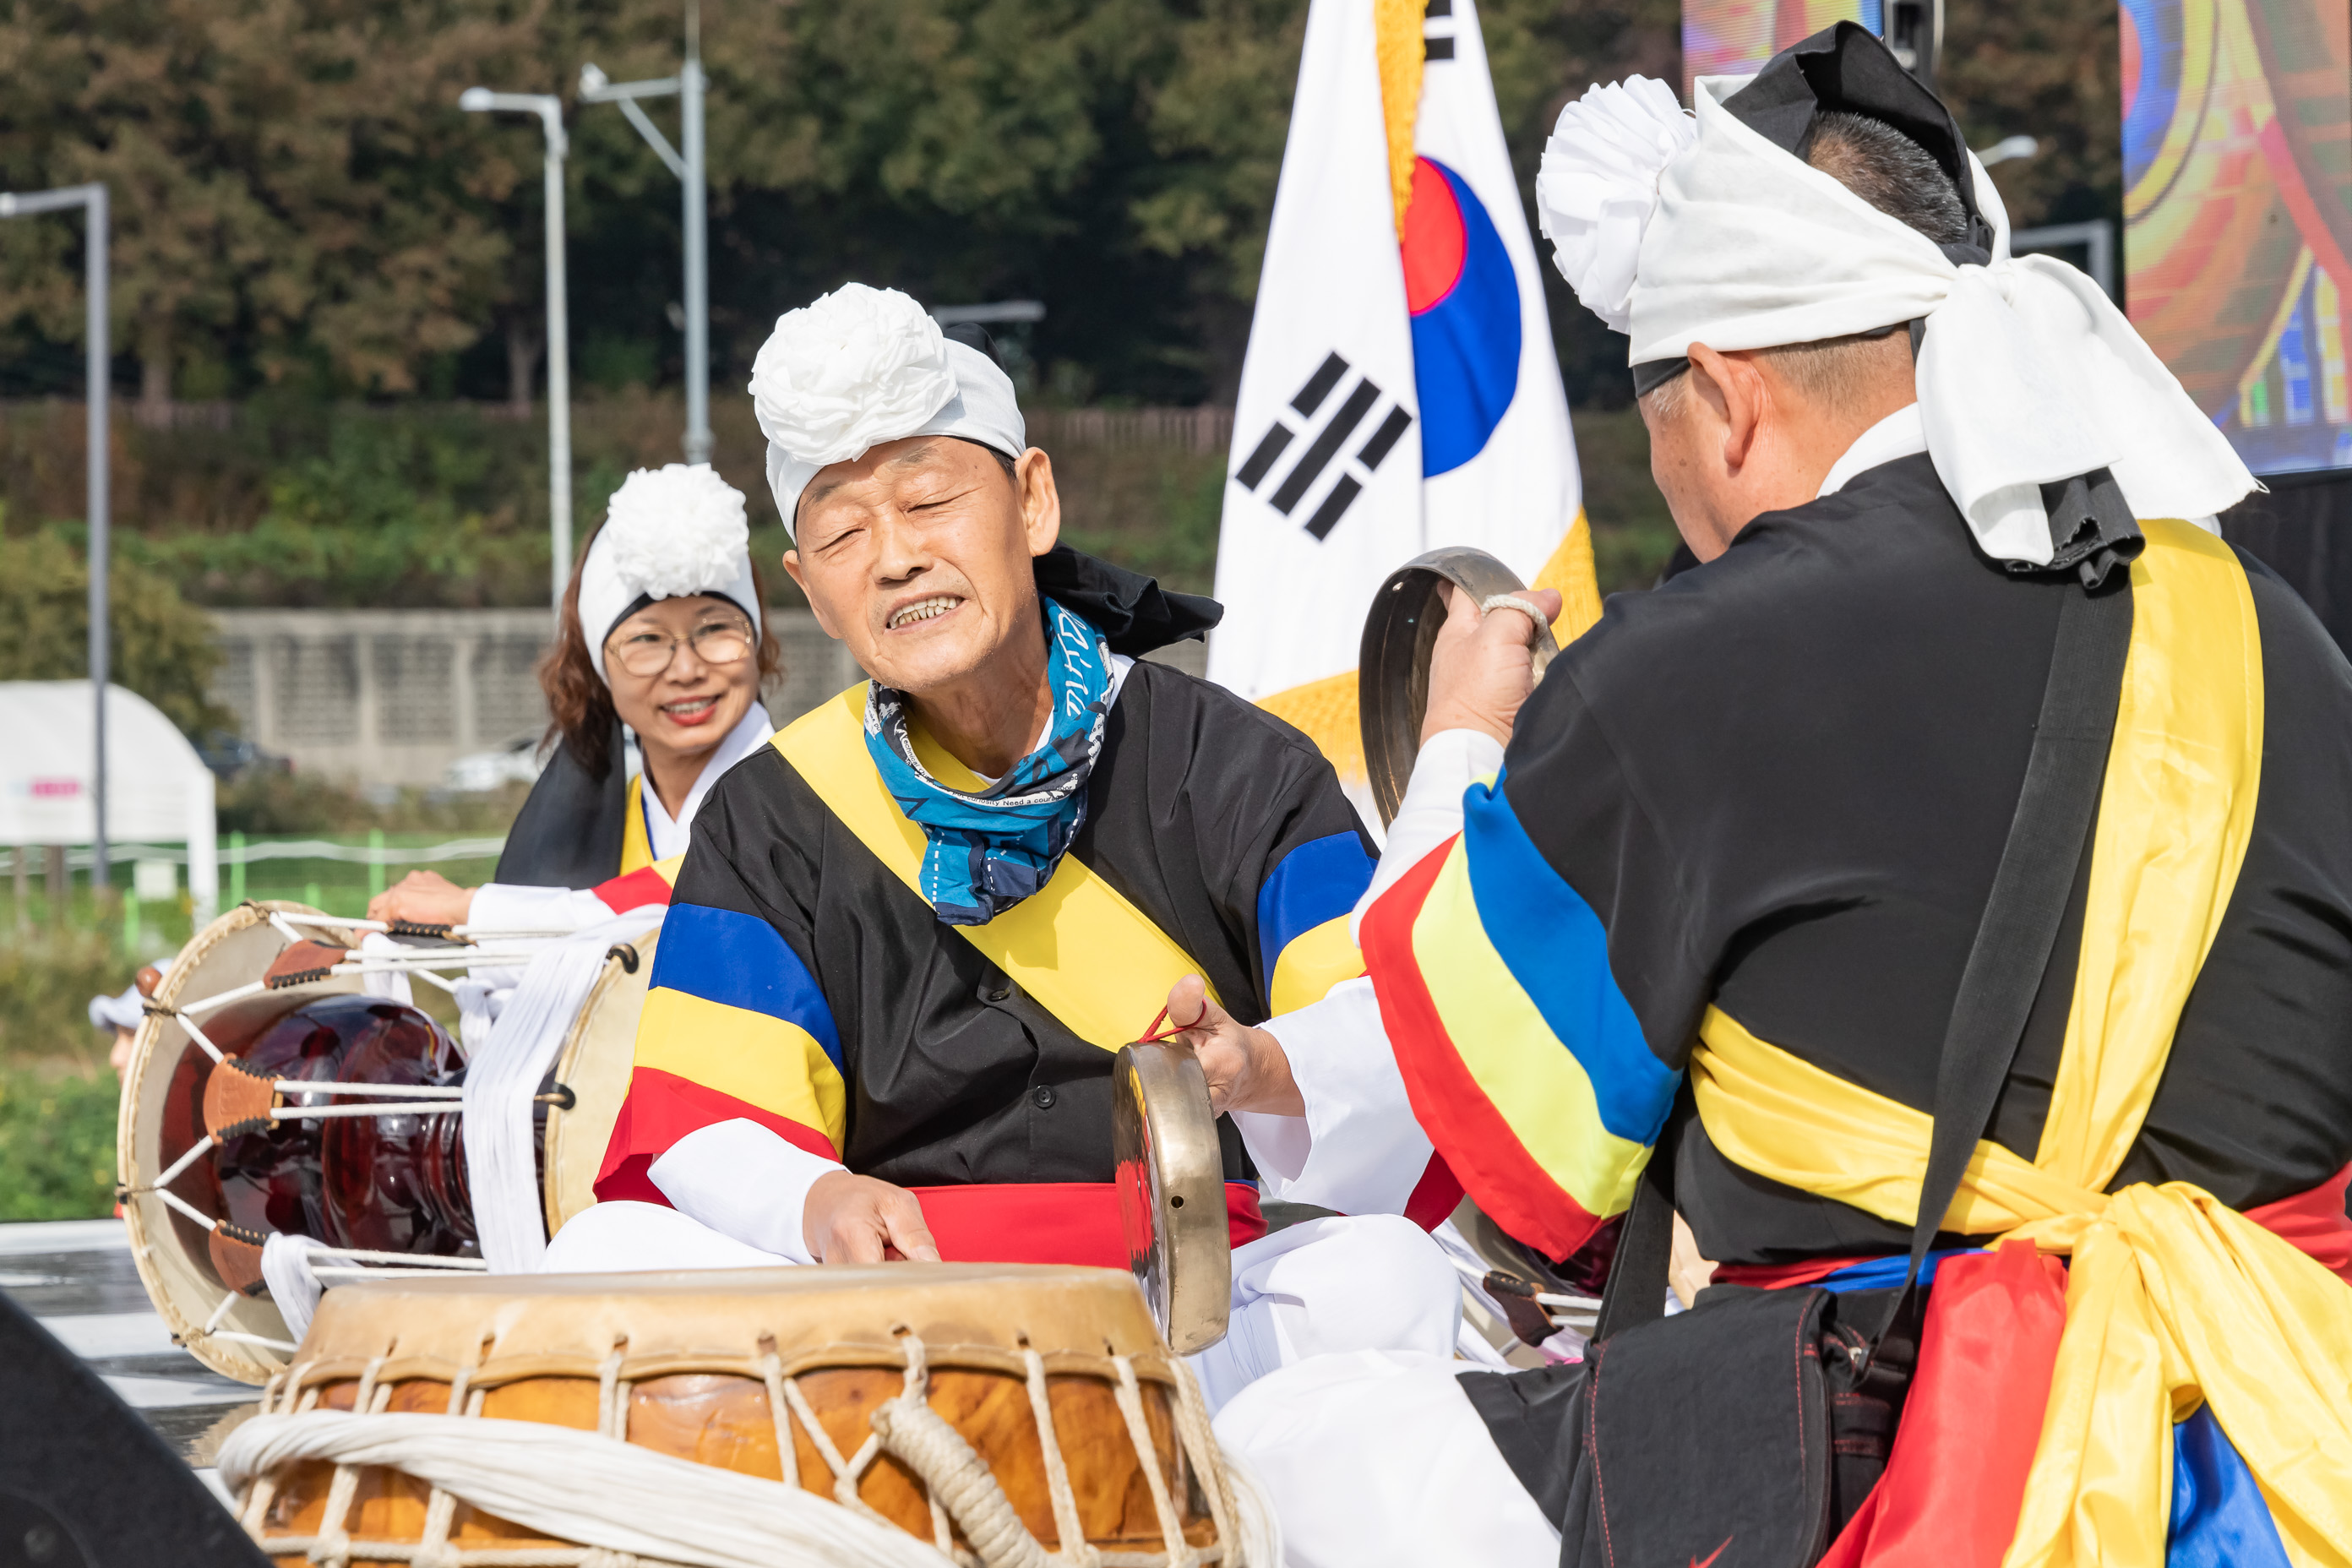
[0,182,111,895]
[461,87,573,606]
[581,0,710,466]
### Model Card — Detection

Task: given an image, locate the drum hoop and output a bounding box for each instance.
[278,1340,1190,1394]
[120,900,369,1384]
[541,928,659,1237]
[1357,546,1560,827]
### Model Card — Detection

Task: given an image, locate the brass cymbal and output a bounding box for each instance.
[1358,546,1560,827]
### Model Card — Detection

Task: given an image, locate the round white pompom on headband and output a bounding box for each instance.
[1534,77,1695,333]
[748,282,1026,533]
[576,463,762,684]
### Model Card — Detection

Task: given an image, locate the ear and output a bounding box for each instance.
[1689,343,1768,471]
[1015,447,1062,557]
[782,548,842,641]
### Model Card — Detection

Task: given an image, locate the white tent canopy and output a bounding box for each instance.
[0,682,218,915]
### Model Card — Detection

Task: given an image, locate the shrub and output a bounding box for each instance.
[0,527,233,736]
[0,927,122,1066]
[0,1063,119,1220]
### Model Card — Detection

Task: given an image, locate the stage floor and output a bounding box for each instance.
[1,1217,253,1508]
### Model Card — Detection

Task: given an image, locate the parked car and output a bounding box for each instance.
[444,734,547,793]
[197,731,291,780]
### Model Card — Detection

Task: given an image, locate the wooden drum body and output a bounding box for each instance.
[231,1266,1249,1567]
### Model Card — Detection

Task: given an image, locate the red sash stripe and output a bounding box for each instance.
[1362,836,1603,1260]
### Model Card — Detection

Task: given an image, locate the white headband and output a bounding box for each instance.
[748,282,1026,533]
[577,463,761,684]
[1538,74,2254,564]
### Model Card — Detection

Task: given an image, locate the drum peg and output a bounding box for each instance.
[388,919,455,940]
[534,1083,578,1110]
[607,942,640,974]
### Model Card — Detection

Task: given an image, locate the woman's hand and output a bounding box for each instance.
[1155,974,1304,1118]
[1419,582,1562,748]
[367,871,477,928]
[802,1171,942,1263]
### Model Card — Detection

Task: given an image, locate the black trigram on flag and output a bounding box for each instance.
[1233,351,1414,542]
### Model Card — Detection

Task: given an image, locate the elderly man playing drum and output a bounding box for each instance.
[542,283,1465,1410]
[1165,26,2352,1566]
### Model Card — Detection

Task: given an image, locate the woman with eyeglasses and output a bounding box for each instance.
[368,463,781,933]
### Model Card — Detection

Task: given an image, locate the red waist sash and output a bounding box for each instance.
[1712,1161,2352,1290]
[1804,1163,2352,1568]
[906,1181,1266,1268]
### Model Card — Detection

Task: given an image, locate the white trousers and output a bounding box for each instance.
[542,1200,1462,1415]
[1211,1350,1560,1568]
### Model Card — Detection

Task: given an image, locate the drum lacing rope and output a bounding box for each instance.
[859,1332,1240,1568]
[224,1331,1262,1568]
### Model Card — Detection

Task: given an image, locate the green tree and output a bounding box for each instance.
[0,528,231,737]
[1941,0,2122,233]
[0,0,541,404]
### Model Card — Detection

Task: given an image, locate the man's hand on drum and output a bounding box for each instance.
[1419,582,1561,748]
[367,870,477,928]
[1157,974,1304,1118]
[803,1171,943,1264]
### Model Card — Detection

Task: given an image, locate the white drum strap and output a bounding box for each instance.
[461,909,665,1272]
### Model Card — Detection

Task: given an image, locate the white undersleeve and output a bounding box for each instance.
[1352,727,1504,942]
[646,1119,847,1265]
[467,882,618,934]
[1233,978,1431,1216]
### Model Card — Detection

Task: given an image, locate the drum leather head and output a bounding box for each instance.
[1113,1042,1230,1353]
[1358,546,1560,826]
[543,925,662,1234]
[119,900,368,1384]
[296,1263,1169,1377]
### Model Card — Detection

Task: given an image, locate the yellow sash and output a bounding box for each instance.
[620,774,654,876]
[772,683,1215,1051]
[1690,520,2352,1566]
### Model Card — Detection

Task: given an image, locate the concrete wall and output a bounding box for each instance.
[209,607,1207,787]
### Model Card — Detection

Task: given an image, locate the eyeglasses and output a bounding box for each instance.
[605,616,754,678]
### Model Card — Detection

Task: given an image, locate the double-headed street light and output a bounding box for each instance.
[580,0,711,466]
[1,182,111,890]
[460,87,573,607]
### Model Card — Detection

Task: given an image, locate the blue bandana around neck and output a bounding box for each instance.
[863,596,1115,926]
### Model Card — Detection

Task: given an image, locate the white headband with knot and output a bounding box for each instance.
[1538,74,2254,566]
[749,282,1026,534]
[577,463,760,684]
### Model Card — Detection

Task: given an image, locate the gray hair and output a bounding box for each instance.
[1641,112,1961,423]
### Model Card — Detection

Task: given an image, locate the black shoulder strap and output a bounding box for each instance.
[1597,577,2133,1343]
[1863,576,2132,1339]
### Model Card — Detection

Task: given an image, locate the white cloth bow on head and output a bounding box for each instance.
[1620,75,2253,564]
[1534,77,1696,335]
[749,282,1026,533]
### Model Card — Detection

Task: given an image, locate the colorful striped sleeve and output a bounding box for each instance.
[1255,830,1377,1015]
[1358,772,1680,1260]
[592,901,848,1206]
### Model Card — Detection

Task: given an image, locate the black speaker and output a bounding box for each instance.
[0,1292,270,1568]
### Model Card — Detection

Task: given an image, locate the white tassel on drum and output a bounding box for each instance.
[217,1409,953,1568]
[355,932,416,1009]
[462,910,667,1272]
[259,1233,329,1342]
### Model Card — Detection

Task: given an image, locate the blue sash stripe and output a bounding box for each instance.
[2168,1406,2291,1568]
[649,903,844,1068]
[1461,775,1678,1145]
[1255,831,1376,996]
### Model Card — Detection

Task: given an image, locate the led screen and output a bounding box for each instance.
[1681,0,1881,89]
[2125,0,2352,474]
